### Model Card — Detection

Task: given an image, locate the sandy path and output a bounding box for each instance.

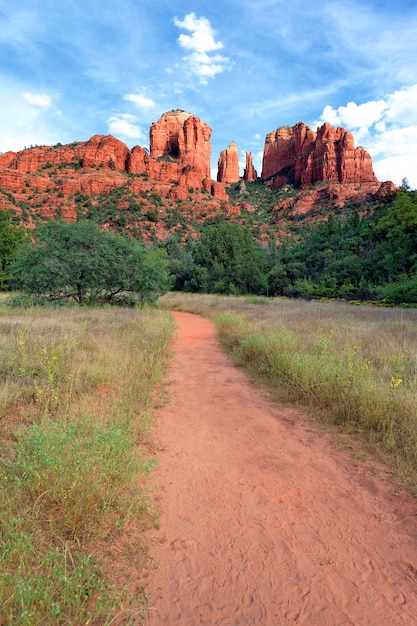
[144,312,417,625]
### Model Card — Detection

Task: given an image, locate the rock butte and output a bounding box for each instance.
[0,109,392,227]
[262,121,377,187]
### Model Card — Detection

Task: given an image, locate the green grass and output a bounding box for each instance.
[0,302,174,624]
[160,292,417,488]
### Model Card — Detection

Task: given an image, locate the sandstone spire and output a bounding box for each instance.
[243,151,257,182]
[217,140,240,183]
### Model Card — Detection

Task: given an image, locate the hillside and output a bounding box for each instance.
[0,109,395,244]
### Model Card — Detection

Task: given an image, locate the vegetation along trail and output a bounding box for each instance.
[144,311,417,625]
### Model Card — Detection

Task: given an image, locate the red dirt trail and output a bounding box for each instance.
[143,312,417,625]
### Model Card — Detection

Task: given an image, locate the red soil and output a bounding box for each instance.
[144,312,417,625]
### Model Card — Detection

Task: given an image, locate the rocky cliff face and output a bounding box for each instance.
[261,122,377,188]
[217,141,240,183]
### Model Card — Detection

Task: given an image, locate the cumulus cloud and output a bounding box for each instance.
[314,84,417,188]
[22,92,51,107]
[384,84,417,125]
[107,113,144,140]
[123,94,156,109]
[174,13,230,83]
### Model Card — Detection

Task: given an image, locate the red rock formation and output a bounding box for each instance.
[7,144,76,173]
[262,122,316,186]
[0,111,232,235]
[373,180,397,200]
[126,145,148,175]
[208,180,229,201]
[4,135,129,173]
[272,182,382,217]
[243,152,257,182]
[150,109,212,178]
[217,141,240,183]
[80,135,130,170]
[1,112,223,208]
[262,122,378,188]
[0,151,16,168]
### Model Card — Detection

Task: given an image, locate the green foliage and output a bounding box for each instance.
[156,153,176,163]
[0,210,26,289]
[186,222,268,295]
[0,543,119,626]
[161,186,417,302]
[7,414,139,539]
[263,189,417,304]
[11,219,171,305]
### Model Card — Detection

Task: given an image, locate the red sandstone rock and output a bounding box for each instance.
[243,152,258,182]
[262,122,378,188]
[0,151,16,168]
[272,182,381,217]
[0,169,24,191]
[4,135,130,173]
[262,122,316,186]
[80,135,130,170]
[0,112,390,236]
[209,180,229,201]
[150,109,212,178]
[7,144,75,173]
[217,141,240,183]
[373,180,397,200]
[126,145,148,175]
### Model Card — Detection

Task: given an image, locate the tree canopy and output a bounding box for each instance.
[0,210,26,290]
[11,219,171,305]
[186,222,268,295]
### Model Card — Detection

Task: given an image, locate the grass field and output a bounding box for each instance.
[0,297,174,625]
[160,293,417,490]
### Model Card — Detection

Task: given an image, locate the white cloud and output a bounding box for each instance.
[174,12,230,82]
[107,113,144,140]
[174,13,223,53]
[22,92,51,107]
[123,94,156,109]
[316,100,387,131]
[373,155,416,189]
[385,84,417,125]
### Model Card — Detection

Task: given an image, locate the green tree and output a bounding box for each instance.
[0,210,26,289]
[187,222,268,295]
[11,219,171,305]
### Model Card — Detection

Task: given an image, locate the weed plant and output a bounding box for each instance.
[160,293,417,487]
[0,303,174,624]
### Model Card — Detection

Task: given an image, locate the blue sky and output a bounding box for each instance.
[1,0,417,187]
